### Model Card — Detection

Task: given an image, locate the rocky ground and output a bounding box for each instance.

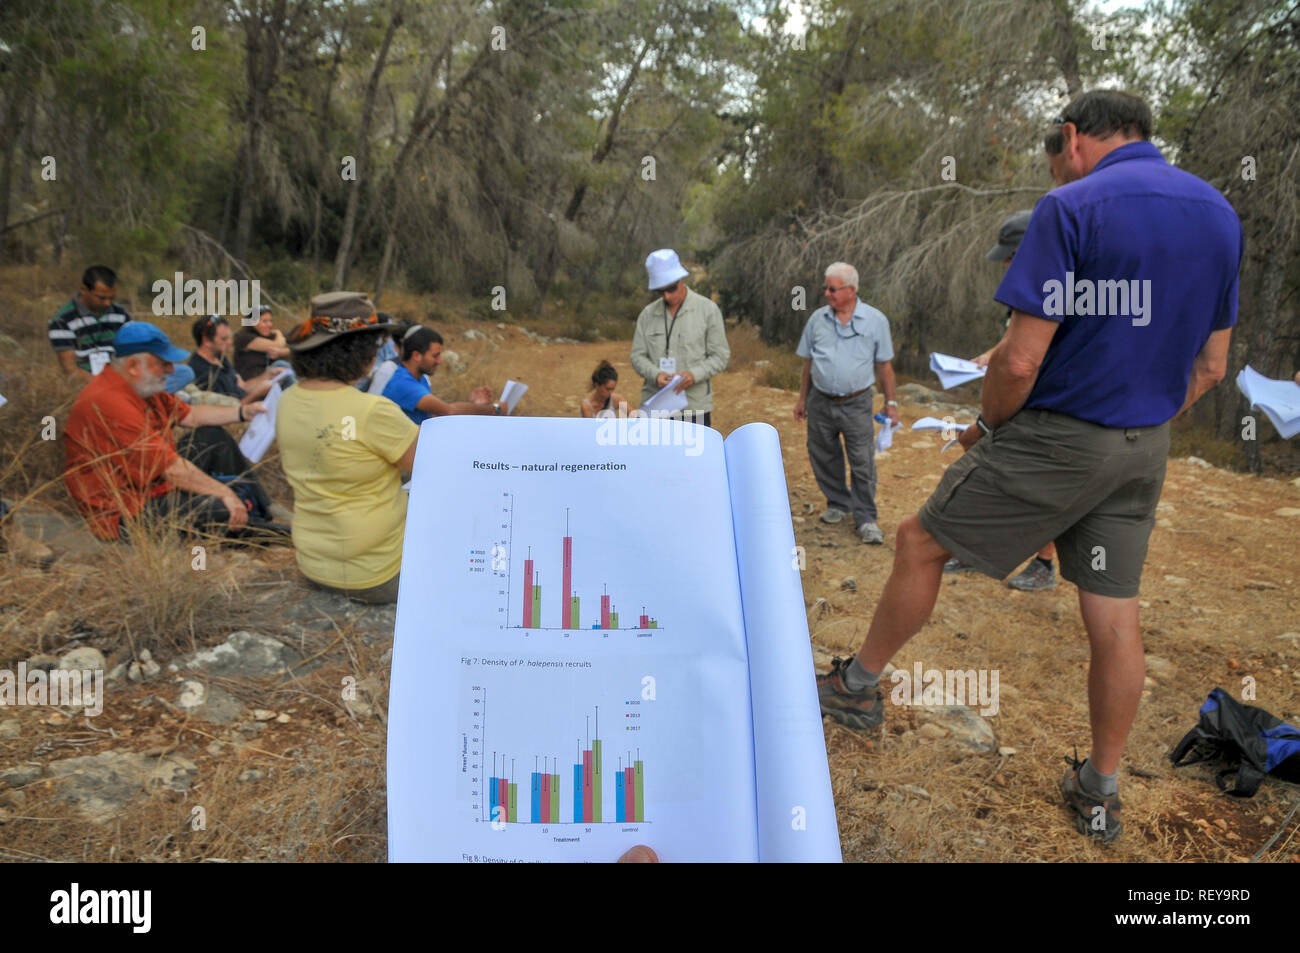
[1,312,1298,862]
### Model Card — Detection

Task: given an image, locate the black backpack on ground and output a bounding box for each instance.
[1169,687,1300,797]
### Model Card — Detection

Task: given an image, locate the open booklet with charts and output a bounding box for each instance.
[387,415,841,862]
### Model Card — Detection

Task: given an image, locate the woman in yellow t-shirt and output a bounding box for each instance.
[276,294,415,604]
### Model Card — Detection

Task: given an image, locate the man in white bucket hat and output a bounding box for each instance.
[630,248,730,428]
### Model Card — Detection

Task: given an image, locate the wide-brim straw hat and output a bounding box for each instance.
[287,291,397,352]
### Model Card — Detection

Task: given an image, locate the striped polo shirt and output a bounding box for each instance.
[48,297,132,372]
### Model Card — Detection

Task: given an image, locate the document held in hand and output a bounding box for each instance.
[387,416,841,862]
[874,414,901,452]
[911,415,971,433]
[237,381,282,464]
[930,352,987,390]
[639,374,688,414]
[1236,365,1300,439]
[498,379,528,415]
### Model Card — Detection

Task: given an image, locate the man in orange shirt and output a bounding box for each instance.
[64,322,267,540]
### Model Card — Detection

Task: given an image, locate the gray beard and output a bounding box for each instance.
[133,372,168,398]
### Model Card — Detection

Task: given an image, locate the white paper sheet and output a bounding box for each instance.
[930,352,987,390]
[640,375,687,414]
[724,424,842,862]
[875,419,902,452]
[499,379,529,415]
[88,351,110,376]
[1236,365,1300,439]
[387,416,838,862]
[368,359,399,397]
[237,381,281,463]
[0,393,7,409]
[912,415,969,432]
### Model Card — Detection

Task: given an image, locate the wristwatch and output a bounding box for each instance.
[492,402,503,416]
[885,400,898,408]
[976,414,992,435]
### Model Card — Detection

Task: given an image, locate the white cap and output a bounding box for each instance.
[645,248,690,291]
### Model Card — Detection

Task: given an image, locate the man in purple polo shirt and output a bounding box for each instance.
[817,90,1243,843]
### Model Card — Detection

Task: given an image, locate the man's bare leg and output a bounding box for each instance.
[855,514,951,672]
[1076,590,1144,774]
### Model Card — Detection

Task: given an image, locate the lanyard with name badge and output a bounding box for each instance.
[659,298,680,375]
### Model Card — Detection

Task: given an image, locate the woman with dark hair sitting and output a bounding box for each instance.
[234,304,295,385]
[580,360,631,418]
[275,293,414,604]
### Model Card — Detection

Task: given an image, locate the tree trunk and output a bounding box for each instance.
[311,35,346,282]
[373,209,401,306]
[231,105,263,263]
[0,89,22,235]
[1052,0,1083,99]
[812,13,867,197]
[332,8,403,290]
[1248,225,1290,378]
[52,210,71,264]
[564,41,649,224]
[347,10,579,280]
[217,165,239,250]
[231,0,304,265]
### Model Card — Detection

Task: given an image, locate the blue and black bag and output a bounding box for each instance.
[1169,687,1300,797]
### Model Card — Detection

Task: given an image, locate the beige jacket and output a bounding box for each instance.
[629,288,730,413]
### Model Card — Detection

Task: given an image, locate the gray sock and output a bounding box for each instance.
[843,658,880,693]
[1080,758,1118,796]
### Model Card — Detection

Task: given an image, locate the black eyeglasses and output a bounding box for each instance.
[823,285,850,294]
[657,281,681,296]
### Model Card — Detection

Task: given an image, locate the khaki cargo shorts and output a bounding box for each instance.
[918,408,1170,598]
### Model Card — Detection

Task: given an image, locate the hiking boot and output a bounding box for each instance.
[857,521,884,545]
[820,506,849,525]
[1,518,56,569]
[1008,558,1055,591]
[943,557,977,574]
[817,657,885,730]
[1061,751,1122,844]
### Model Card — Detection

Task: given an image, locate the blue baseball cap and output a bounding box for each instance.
[113,322,189,363]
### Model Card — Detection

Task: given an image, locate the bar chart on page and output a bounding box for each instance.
[469,492,663,632]
[458,659,660,828]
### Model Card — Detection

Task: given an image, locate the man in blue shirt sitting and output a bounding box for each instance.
[817,90,1243,844]
[380,326,503,424]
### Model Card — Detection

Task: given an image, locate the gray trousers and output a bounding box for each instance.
[806,388,878,525]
